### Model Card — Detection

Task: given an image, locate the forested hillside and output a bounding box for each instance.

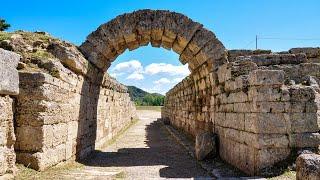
[127,86,165,106]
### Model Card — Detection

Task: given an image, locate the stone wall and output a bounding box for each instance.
[0,34,137,171]
[162,51,320,175]
[14,67,136,171]
[0,49,20,178]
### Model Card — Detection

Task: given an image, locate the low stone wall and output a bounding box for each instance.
[15,70,136,171]
[162,51,320,175]
[0,49,20,178]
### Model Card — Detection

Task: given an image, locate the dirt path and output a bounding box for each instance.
[63,110,210,179]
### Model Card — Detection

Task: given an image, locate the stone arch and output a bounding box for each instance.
[79,9,227,72]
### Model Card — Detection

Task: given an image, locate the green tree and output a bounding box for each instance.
[0,19,10,31]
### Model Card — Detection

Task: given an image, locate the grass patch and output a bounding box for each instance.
[15,161,84,180]
[0,31,11,41]
[136,106,162,112]
[30,50,54,60]
[268,170,296,179]
[115,171,127,179]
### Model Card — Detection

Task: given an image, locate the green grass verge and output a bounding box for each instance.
[15,162,84,180]
[136,106,162,112]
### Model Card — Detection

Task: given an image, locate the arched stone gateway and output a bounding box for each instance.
[78,10,319,176]
[0,9,319,178]
[79,9,227,72]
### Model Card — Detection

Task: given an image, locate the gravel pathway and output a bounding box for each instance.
[64,110,211,179]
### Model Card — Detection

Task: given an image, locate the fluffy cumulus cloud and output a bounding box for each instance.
[144,63,190,76]
[153,78,171,85]
[108,59,190,94]
[110,60,144,79]
[111,60,143,73]
[109,60,145,80]
[126,72,144,80]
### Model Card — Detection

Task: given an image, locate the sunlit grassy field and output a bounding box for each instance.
[135,106,162,112]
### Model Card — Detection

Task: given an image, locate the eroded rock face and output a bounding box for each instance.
[296,153,320,180]
[195,132,217,160]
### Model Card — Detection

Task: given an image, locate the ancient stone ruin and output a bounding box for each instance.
[0,9,319,178]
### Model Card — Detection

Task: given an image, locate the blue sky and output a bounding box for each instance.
[2,0,320,94]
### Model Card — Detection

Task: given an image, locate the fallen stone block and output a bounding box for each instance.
[195,132,217,160]
[296,153,320,180]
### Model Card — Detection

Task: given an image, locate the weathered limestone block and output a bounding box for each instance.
[289,113,319,133]
[248,70,285,86]
[290,133,320,148]
[151,10,169,47]
[0,96,16,177]
[290,47,320,63]
[183,28,215,57]
[217,61,258,84]
[248,86,289,102]
[244,113,288,134]
[241,132,289,149]
[236,53,307,66]
[289,86,317,102]
[254,147,291,173]
[195,132,217,160]
[134,10,154,46]
[172,15,202,54]
[195,38,226,68]
[296,153,320,180]
[47,41,88,75]
[219,136,290,175]
[228,49,272,62]
[0,48,20,95]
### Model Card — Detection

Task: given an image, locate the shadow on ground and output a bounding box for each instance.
[79,119,210,179]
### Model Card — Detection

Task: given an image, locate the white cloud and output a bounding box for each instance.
[142,86,166,95]
[144,63,190,76]
[110,72,124,78]
[154,78,171,85]
[173,77,184,83]
[126,72,144,80]
[110,60,143,74]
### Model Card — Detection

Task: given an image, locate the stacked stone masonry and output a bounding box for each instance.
[15,65,136,171]
[162,49,320,175]
[0,31,136,172]
[0,9,319,178]
[0,48,20,178]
